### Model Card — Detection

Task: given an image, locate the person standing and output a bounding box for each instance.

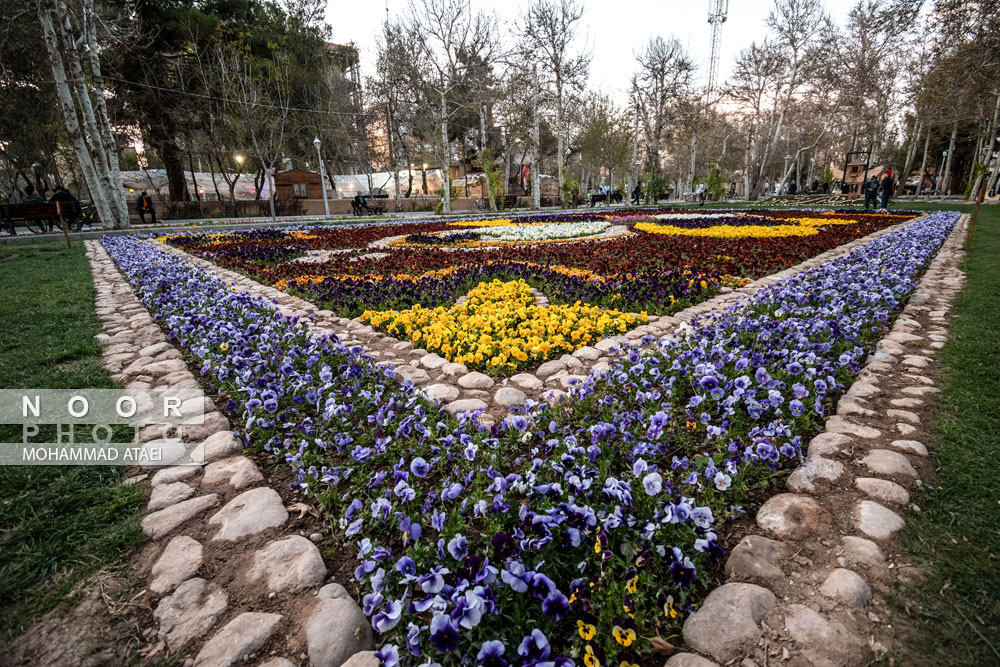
[879,169,895,210]
[863,175,878,210]
[696,182,706,206]
[136,190,156,224]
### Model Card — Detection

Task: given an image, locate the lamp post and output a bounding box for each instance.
[313,137,330,216]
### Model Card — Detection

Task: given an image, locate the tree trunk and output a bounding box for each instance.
[918,129,931,198]
[531,65,541,210]
[556,77,565,207]
[439,88,451,214]
[480,105,496,212]
[36,0,115,229]
[267,167,276,219]
[971,92,1000,198]
[901,120,921,191]
[80,0,127,227]
[942,122,958,196]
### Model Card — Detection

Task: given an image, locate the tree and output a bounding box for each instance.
[632,36,695,193]
[35,0,128,228]
[404,0,496,214]
[520,0,590,207]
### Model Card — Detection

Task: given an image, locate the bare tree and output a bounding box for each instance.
[632,36,695,189]
[520,0,590,207]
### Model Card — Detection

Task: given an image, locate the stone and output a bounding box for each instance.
[419,353,448,370]
[890,397,923,409]
[307,583,373,667]
[572,345,601,361]
[509,373,543,390]
[664,655,722,667]
[440,362,468,377]
[888,439,928,456]
[142,494,220,539]
[148,481,196,511]
[202,456,263,490]
[394,365,430,385]
[887,332,923,344]
[725,535,786,584]
[839,536,885,568]
[836,396,876,418]
[825,416,882,439]
[896,423,918,436]
[190,431,242,464]
[139,342,173,357]
[209,487,288,542]
[193,612,282,667]
[819,568,872,608]
[445,398,488,415]
[856,500,905,540]
[246,535,327,593]
[902,355,932,368]
[682,583,776,663]
[786,457,846,493]
[150,536,203,594]
[424,383,460,403]
[594,337,627,352]
[756,493,832,540]
[339,652,379,667]
[860,449,918,478]
[259,660,297,667]
[535,360,567,379]
[178,411,231,442]
[151,465,200,486]
[902,385,940,397]
[855,477,910,505]
[783,605,867,667]
[846,381,880,399]
[390,341,413,352]
[458,372,495,390]
[493,386,527,408]
[153,578,228,651]
[807,432,854,458]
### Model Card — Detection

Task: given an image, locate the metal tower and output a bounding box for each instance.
[705,0,728,99]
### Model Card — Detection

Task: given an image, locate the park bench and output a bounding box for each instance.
[502,195,518,209]
[352,195,385,216]
[589,193,608,207]
[1,201,77,236]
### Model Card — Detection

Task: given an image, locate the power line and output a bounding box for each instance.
[41,74,378,117]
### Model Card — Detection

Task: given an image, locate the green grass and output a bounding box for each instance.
[892,203,1000,665]
[0,241,144,642]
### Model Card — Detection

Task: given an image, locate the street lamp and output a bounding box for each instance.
[234,154,244,166]
[313,137,330,216]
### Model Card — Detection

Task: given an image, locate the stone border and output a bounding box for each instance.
[666,214,969,667]
[151,214,926,427]
[86,240,377,667]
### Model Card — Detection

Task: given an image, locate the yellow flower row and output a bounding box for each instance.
[361,279,646,371]
[635,221,821,238]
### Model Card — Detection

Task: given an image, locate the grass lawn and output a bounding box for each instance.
[890,202,1000,665]
[0,241,144,642]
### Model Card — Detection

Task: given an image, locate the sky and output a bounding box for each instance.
[325,0,779,102]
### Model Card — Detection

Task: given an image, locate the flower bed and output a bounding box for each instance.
[396,221,615,248]
[106,210,957,667]
[362,278,646,371]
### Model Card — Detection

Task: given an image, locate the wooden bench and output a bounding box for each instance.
[588,193,608,207]
[351,197,384,216]
[502,195,518,209]
[1,201,77,235]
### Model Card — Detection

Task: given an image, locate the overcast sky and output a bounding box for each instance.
[325,0,782,102]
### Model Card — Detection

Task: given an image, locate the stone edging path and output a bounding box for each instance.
[85,240,376,667]
[151,214,924,427]
[666,214,970,667]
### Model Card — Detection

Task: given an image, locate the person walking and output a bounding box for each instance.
[136,190,156,224]
[631,183,642,205]
[879,169,895,210]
